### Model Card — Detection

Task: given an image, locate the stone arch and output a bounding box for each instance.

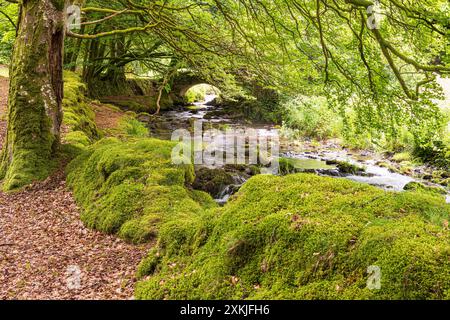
[170,72,215,104]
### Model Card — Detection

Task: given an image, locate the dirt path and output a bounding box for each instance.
[91,102,125,131]
[0,76,150,300]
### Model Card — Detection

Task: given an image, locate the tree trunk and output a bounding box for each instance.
[0,0,67,190]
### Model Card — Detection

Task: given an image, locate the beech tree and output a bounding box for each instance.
[0,0,68,190]
[0,0,226,190]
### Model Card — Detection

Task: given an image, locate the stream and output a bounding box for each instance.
[141,96,449,205]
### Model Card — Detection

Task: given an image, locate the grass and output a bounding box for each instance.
[392,152,413,163]
[117,117,149,137]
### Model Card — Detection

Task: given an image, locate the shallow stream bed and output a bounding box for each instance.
[141,98,449,204]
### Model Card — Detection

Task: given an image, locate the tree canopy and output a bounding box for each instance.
[58,0,449,138]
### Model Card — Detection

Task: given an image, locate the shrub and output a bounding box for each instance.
[281,96,342,140]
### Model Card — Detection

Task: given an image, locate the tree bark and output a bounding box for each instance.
[0,0,67,190]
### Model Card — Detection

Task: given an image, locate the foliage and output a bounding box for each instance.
[281,96,342,140]
[135,173,450,300]
[63,0,449,147]
[184,85,209,104]
[0,1,17,64]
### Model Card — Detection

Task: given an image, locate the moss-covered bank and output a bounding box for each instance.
[66,133,450,299]
[66,138,216,244]
[62,71,102,149]
[61,78,450,300]
[135,173,450,300]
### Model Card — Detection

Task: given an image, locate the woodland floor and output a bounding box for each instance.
[91,102,125,130]
[0,76,150,300]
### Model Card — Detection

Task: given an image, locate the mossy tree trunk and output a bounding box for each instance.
[0,0,68,190]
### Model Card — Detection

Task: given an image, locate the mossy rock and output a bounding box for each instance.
[192,168,235,198]
[335,161,365,175]
[280,157,335,175]
[62,71,102,143]
[100,95,173,113]
[376,161,397,172]
[403,182,447,196]
[136,173,450,300]
[279,158,296,175]
[66,138,216,244]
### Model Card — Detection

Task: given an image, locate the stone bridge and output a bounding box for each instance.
[169,72,212,103]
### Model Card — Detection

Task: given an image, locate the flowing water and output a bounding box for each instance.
[143,97,449,204]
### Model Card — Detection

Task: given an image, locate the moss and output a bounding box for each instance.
[279,157,335,175]
[189,190,219,209]
[64,131,91,149]
[136,248,161,279]
[399,163,414,175]
[377,161,394,170]
[50,0,66,11]
[66,138,217,244]
[0,148,58,191]
[439,178,450,187]
[100,94,173,113]
[335,161,365,175]
[248,165,262,176]
[0,5,61,190]
[62,71,102,143]
[118,101,148,112]
[403,182,447,196]
[135,173,450,300]
[279,158,296,175]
